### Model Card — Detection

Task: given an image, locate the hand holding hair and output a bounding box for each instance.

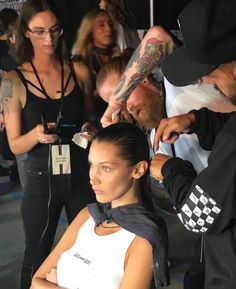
[153,113,196,152]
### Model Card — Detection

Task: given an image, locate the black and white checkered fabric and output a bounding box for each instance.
[177,185,221,233]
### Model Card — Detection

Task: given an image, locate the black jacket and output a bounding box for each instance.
[162,108,236,235]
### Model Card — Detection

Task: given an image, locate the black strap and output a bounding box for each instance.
[23,78,46,95]
[30,59,65,101]
[15,67,51,95]
[30,59,65,121]
[14,68,28,91]
[64,71,72,92]
[68,60,79,89]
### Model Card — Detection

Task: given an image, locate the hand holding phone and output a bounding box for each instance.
[41,113,57,134]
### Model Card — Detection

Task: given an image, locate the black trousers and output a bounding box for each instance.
[0,129,15,160]
[20,154,95,289]
[184,227,236,289]
[204,227,236,289]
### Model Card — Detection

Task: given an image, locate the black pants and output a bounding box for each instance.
[20,154,95,289]
[204,227,236,289]
[0,129,15,160]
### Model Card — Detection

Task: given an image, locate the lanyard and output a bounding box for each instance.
[30,59,65,122]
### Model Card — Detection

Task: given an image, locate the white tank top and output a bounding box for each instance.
[57,217,136,289]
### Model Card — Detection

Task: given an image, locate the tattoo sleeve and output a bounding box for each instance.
[0,78,14,106]
[114,36,173,104]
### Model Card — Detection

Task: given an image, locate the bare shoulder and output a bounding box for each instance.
[121,236,153,289]
[0,70,24,107]
[75,206,91,222]
[125,235,152,268]
[51,207,91,252]
[2,69,21,86]
[70,206,91,230]
[128,235,152,256]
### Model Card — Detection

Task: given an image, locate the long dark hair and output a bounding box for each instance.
[13,0,68,64]
[93,122,153,207]
[0,8,18,36]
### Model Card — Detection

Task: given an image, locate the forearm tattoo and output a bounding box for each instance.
[0,78,13,106]
[126,45,141,70]
[115,38,165,103]
[116,76,143,104]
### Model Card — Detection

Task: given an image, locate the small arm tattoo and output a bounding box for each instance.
[0,78,13,106]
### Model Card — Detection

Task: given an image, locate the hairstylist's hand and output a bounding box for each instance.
[153,113,195,152]
[46,267,58,285]
[150,153,172,181]
[101,95,131,127]
[35,123,58,144]
[79,121,98,141]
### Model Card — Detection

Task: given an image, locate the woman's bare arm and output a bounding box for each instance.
[30,207,90,289]
[1,71,57,154]
[119,236,153,289]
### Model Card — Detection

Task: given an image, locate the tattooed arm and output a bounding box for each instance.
[1,71,57,154]
[101,26,175,127]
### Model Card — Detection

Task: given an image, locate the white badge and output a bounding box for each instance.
[51,144,71,175]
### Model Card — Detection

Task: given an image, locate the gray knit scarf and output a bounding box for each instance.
[88,202,170,288]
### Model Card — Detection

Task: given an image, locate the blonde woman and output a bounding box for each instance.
[72,9,120,116]
[99,0,140,51]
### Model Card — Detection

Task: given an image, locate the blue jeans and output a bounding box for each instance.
[20,154,95,289]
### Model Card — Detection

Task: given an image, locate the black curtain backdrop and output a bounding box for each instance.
[154,0,191,29]
[1,0,191,30]
[53,0,191,49]
[2,0,191,50]
[51,0,98,50]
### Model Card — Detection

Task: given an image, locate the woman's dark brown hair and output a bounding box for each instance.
[13,0,68,64]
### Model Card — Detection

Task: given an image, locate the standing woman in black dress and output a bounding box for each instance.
[1,0,96,288]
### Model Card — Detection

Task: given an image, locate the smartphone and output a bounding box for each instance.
[41,113,57,134]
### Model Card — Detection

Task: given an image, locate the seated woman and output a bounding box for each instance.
[30,122,170,289]
[71,9,120,117]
